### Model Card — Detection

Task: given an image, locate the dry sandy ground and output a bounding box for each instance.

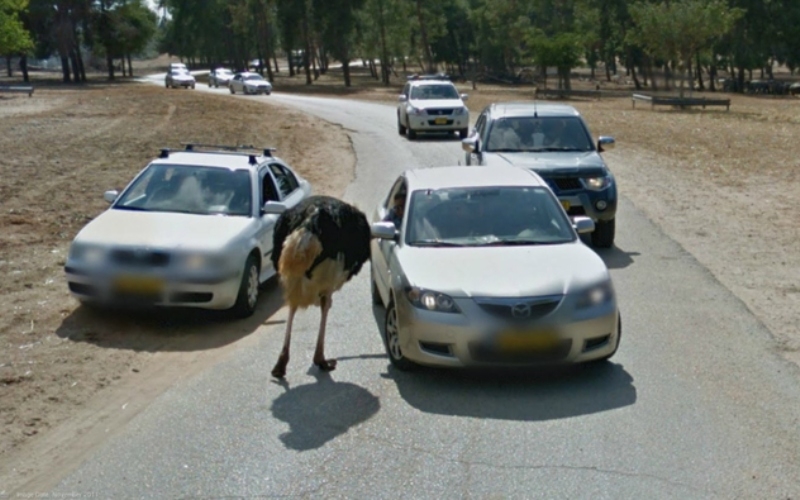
[0,81,355,491]
[1,63,799,491]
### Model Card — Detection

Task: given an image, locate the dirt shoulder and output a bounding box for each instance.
[0,82,355,492]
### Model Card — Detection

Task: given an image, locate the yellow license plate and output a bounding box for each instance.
[114,276,164,294]
[560,200,571,211]
[434,117,448,125]
[497,331,559,352]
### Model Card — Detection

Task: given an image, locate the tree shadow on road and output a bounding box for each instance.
[270,371,380,451]
[55,278,285,353]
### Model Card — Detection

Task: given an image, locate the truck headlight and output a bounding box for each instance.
[453,107,467,116]
[408,106,424,115]
[583,176,612,191]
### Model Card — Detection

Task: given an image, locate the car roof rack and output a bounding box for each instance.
[407,73,451,82]
[159,144,278,164]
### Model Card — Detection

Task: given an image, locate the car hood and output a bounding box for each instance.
[395,243,608,297]
[482,151,607,176]
[171,74,195,81]
[245,81,271,86]
[409,98,464,109]
[74,209,254,252]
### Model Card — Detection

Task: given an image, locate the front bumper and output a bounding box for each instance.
[64,265,241,310]
[394,294,619,367]
[244,85,271,94]
[407,114,468,132]
[172,80,195,87]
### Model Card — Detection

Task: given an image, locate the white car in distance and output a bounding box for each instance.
[397,75,470,139]
[208,68,234,88]
[64,145,312,318]
[229,72,273,95]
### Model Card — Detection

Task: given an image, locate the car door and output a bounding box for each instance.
[399,83,411,124]
[372,177,407,302]
[467,111,488,165]
[255,165,282,280]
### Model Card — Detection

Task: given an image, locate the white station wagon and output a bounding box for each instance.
[64,145,311,318]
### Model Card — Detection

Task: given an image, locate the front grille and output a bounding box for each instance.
[419,341,453,357]
[567,206,586,216]
[426,108,455,116]
[110,249,171,267]
[583,334,611,352]
[549,177,582,191]
[476,296,562,322]
[469,339,572,364]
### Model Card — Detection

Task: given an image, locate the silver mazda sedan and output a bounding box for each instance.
[369,165,621,370]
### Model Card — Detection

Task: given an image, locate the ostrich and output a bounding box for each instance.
[270,195,372,379]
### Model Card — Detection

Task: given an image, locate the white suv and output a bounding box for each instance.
[397,76,470,140]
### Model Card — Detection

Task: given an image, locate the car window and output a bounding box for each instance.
[269,163,298,199]
[402,83,410,97]
[115,164,252,217]
[410,84,459,100]
[485,116,593,153]
[475,113,487,137]
[260,168,280,205]
[405,186,575,246]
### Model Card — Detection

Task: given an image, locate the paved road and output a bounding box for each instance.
[50,85,800,498]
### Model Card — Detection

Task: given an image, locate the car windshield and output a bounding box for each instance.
[217,69,232,75]
[405,186,575,247]
[410,84,459,100]
[485,116,593,153]
[244,74,264,81]
[114,164,252,216]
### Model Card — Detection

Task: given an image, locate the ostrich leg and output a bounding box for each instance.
[271,305,297,378]
[313,294,337,371]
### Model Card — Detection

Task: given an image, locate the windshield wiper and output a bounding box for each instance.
[410,239,464,247]
[477,239,562,246]
[487,148,523,153]
[527,147,587,152]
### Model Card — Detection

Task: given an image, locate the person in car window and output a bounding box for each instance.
[384,192,406,229]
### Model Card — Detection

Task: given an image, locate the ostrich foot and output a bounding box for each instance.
[313,358,337,372]
[271,355,289,379]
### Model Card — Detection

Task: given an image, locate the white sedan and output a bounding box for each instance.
[229,72,273,95]
[370,165,620,370]
[64,146,311,318]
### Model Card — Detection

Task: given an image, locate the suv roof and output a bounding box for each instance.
[485,101,581,118]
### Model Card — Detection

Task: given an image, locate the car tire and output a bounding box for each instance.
[229,255,260,319]
[398,117,407,135]
[591,218,615,248]
[459,128,469,139]
[230,86,235,94]
[384,301,417,371]
[407,127,417,140]
[587,313,622,364]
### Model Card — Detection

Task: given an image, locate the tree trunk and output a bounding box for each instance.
[696,53,704,91]
[414,0,434,73]
[709,63,716,92]
[76,48,86,82]
[737,65,745,93]
[120,58,127,77]
[5,57,11,77]
[20,55,29,83]
[106,54,115,80]
[61,56,72,83]
[127,54,133,77]
[342,59,351,87]
[378,0,390,85]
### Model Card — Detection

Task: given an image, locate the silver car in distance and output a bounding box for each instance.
[369,166,621,370]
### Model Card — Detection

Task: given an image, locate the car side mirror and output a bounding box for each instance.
[460,93,469,101]
[598,136,615,152]
[461,135,480,154]
[103,190,119,203]
[371,221,398,241]
[398,95,407,102]
[261,201,288,215]
[572,216,595,234]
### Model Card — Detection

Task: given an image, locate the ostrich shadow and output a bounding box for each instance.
[270,371,380,451]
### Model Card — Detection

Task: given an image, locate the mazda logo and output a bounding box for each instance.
[511,303,531,319]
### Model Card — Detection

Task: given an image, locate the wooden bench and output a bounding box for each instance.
[0,85,34,97]
[632,93,730,111]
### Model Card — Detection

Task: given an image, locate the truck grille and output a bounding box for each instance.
[426,108,455,116]
[547,177,582,192]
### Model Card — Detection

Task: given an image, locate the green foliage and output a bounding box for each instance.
[0,0,34,56]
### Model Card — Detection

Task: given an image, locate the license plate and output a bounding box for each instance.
[560,200,571,211]
[434,117,448,125]
[113,276,164,294]
[497,330,559,352]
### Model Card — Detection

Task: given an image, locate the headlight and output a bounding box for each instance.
[408,106,424,115]
[406,287,460,313]
[453,107,467,116]
[181,253,226,271]
[69,243,106,264]
[576,281,615,309]
[583,176,612,191]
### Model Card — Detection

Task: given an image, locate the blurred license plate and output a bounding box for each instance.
[114,276,164,294]
[434,117,448,125]
[497,330,559,352]
[560,200,571,211]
